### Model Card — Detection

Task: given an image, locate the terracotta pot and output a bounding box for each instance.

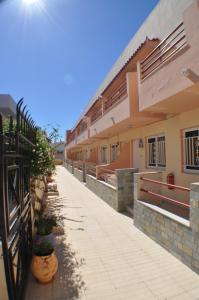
[46,176,53,183]
[31,251,58,283]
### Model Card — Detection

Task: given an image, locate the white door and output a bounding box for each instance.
[132,139,140,170]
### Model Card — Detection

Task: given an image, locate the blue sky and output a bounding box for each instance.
[0,0,158,139]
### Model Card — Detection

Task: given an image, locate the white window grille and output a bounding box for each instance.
[184,128,199,172]
[147,135,166,168]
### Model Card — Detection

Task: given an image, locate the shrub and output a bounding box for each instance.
[33,241,54,256]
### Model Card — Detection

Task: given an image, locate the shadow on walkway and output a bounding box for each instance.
[25,194,86,300]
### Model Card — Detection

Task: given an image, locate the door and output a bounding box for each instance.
[132,139,140,170]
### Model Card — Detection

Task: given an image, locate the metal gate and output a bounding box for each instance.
[0,99,36,300]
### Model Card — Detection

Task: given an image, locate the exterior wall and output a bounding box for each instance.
[86,174,118,210]
[134,174,199,273]
[138,108,199,190]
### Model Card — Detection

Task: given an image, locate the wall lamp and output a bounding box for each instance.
[139,138,144,148]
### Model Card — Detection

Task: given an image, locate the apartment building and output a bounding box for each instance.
[65,0,199,205]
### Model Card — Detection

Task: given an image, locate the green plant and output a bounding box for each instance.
[35,216,57,235]
[1,117,16,133]
[33,241,54,256]
[31,129,55,177]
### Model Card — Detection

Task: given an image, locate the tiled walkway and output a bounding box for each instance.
[25,166,199,300]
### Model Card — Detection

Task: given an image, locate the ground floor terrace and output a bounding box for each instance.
[26,166,199,300]
[66,107,199,214]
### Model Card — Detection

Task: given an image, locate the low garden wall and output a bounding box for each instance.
[86,174,118,210]
[134,173,199,273]
[86,168,138,212]
[74,167,85,182]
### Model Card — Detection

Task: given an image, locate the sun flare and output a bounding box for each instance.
[23,0,39,5]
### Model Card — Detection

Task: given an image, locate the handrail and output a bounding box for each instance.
[140,188,190,209]
[141,29,185,70]
[141,41,186,81]
[104,80,127,111]
[98,167,115,174]
[142,35,186,75]
[141,22,183,64]
[140,22,186,80]
[140,177,190,192]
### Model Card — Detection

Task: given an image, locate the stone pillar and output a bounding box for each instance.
[116,168,138,211]
[190,183,199,233]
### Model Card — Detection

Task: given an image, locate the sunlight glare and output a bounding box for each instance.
[23,0,39,5]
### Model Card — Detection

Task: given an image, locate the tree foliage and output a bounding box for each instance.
[31,129,55,177]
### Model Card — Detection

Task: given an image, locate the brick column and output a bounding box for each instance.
[190,183,199,233]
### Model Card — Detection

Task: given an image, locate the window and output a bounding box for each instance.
[147,135,166,168]
[101,146,108,164]
[184,128,199,172]
[111,144,119,162]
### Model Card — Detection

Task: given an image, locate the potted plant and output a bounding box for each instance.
[35,215,57,245]
[31,241,58,283]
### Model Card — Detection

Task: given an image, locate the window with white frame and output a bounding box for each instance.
[147,135,166,168]
[184,128,199,172]
[101,146,108,164]
[111,144,119,162]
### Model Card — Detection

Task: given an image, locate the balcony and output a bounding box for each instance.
[103,80,127,112]
[76,128,89,145]
[90,107,103,124]
[138,1,199,115]
[89,79,129,138]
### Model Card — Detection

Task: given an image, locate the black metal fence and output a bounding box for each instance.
[0,99,36,300]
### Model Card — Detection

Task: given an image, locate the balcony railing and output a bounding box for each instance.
[140,22,187,80]
[104,80,127,111]
[77,122,87,136]
[91,107,103,124]
[140,177,190,209]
